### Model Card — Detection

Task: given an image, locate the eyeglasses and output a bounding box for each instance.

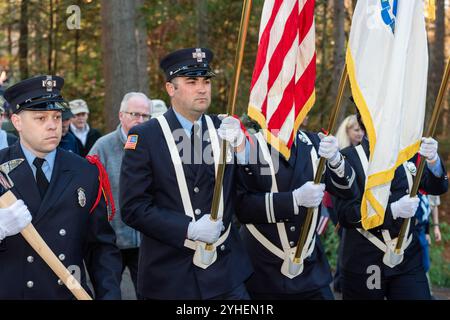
[123,111,151,121]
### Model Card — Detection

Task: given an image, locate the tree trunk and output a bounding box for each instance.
[316,0,329,126]
[48,0,53,73]
[196,0,208,46]
[319,0,328,78]
[74,29,80,79]
[429,0,445,106]
[52,0,60,74]
[19,0,29,79]
[101,0,148,132]
[35,10,43,71]
[430,0,447,138]
[7,0,13,59]
[73,0,81,79]
[135,0,149,95]
[331,0,346,120]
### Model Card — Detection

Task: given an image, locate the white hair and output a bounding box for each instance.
[151,99,168,117]
[120,92,153,112]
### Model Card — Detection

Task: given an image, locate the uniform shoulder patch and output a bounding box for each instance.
[124,134,139,150]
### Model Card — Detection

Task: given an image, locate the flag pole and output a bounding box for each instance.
[396,57,450,252]
[208,0,252,230]
[294,64,348,261]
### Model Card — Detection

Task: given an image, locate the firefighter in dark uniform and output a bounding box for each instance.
[0,75,122,299]
[120,48,264,299]
[335,114,448,300]
[236,128,359,299]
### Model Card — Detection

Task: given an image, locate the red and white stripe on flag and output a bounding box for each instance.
[247,0,316,159]
[316,212,329,236]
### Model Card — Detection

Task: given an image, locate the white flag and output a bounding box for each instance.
[346,0,428,230]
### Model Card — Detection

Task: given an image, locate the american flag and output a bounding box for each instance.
[316,206,330,236]
[248,0,316,159]
[316,191,332,235]
[124,134,139,150]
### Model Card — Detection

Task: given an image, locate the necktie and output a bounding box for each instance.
[192,123,203,160]
[191,123,202,173]
[33,157,49,199]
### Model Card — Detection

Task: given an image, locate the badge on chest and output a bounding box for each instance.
[405,161,417,176]
[77,187,86,207]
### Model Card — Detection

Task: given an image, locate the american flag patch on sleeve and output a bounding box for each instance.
[124,134,139,150]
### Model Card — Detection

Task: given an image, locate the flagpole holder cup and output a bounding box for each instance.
[281,249,304,279]
[383,248,404,268]
[193,241,217,269]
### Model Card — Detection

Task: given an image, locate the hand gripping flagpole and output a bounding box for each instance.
[293,65,349,263]
[395,57,450,253]
[208,0,252,228]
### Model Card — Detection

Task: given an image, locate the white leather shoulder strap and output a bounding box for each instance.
[156,115,224,220]
[205,115,224,218]
[354,143,412,253]
[247,132,317,261]
[157,115,227,255]
[355,144,368,175]
[157,115,195,220]
[298,131,319,259]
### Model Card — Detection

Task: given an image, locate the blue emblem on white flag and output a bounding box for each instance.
[380,0,398,33]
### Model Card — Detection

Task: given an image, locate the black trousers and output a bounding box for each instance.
[210,283,251,300]
[249,285,334,300]
[341,266,431,300]
[144,283,251,300]
[121,248,140,297]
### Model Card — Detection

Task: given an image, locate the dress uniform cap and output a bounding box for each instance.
[3,75,66,114]
[160,47,215,81]
[62,107,74,121]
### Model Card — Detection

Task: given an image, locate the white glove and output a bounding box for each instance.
[292,181,325,208]
[419,137,438,162]
[187,214,224,243]
[318,133,341,166]
[0,200,32,241]
[390,195,419,220]
[217,115,245,148]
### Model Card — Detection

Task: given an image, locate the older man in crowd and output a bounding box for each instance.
[89,92,152,298]
[69,99,102,157]
[0,104,17,149]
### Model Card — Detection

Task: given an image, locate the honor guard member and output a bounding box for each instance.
[236,127,359,299]
[120,48,263,300]
[89,92,153,297]
[0,104,18,149]
[58,107,79,154]
[0,75,122,299]
[335,114,448,300]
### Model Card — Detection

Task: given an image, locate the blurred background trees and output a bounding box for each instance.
[1,1,448,134]
[0,0,449,286]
